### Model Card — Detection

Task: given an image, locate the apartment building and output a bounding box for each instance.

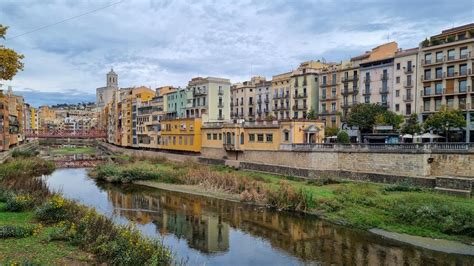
[357,42,398,110]
[231,76,266,121]
[271,72,292,120]
[166,87,187,119]
[271,61,327,120]
[255,79,272,120]
[418,23,474,141]
[0,90,9,151]
[185,77,231,122]
[393,48,419,117]
[339,60,361,121]
[160,118,202,152]
[319,64,341,127]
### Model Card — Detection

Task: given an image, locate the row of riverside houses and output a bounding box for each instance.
[97,23,474,153]
[0,85,36,151]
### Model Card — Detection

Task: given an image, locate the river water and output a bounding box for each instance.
[31,168,473,265]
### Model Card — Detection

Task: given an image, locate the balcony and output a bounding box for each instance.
[257,109,262,115]
[421,57,444,66]
[364,77,371,84]
[342,101,358,109]
[362,90,371,96]
[293,93,307,99]
[380,74,389,81]
[264,98,269,103]
[193,90,207,97]
[403,94,413,102]
[403,67,413,74]
[403,81,413,88]
[292,105,307,111]
[218,90,224,95]
[379,88,389,94]
[230,102,234,107]
[446,54,469,63]
[342,88,358,95]
[422,89,444,97]
[444,86,470,95]
[341,75,358,83]
[223,143,240,151]
[379,101,389,108]
[218,103,224,108]
[257,99,262,104]
[321,82,329,88]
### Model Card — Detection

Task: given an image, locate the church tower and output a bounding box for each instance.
[107,68,118,88]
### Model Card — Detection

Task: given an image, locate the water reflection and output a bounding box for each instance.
[5,168,471,265]
[97,182,473,265]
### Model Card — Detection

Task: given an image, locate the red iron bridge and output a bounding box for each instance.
[25,129,107,139]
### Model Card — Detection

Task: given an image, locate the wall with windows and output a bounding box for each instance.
[392,49,418,117]
[159,118,202,152]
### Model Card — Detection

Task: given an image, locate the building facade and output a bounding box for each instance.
[393,48,419,117]
[186,77,231,122]
[418,23,474,141]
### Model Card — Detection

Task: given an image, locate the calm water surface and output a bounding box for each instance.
[37,168,473,265]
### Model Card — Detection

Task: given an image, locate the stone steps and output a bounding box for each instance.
[435,176,472,198]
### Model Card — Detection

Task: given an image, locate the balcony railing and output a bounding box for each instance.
[362,90,371,96]
[193,90,207,97]
[364,77,370,83]
[341,75,358,83]
[293,93,307,99]
[218,103,224,108]
[379,88,389,94]
[403,81,413,88]
[403,67,413,74]
[342,88,358,95]
[380,74,389,80]
[403,94,413,102]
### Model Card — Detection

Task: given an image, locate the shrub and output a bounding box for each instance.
[0,225,34,238]
[337,131,350,144]
[383,180,422,193]
[333,184,381,207]
[35,195,72,223]
[5,193,35,212]
[11,149,39,158]
[266,181,316,211]
[0,157,55,180]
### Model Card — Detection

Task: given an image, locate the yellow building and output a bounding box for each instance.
[159,118,202,153]
[202,120,325,155]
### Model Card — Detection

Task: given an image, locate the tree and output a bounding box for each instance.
[306,108,317,120]
[346,103,389,133]
[0,25,25,80]
[401,114,422,135]
[424,107,466,142]
[325,126,339,137]
[337,131,350,144]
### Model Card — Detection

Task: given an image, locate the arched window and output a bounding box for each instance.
[240,132,244,144]
[226,132,231,144]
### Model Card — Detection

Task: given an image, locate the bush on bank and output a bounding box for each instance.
[34,195,173,265]
[0,157,55,180]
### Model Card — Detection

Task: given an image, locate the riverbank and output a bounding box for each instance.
[0,157,173,265]
[90,156,474,246]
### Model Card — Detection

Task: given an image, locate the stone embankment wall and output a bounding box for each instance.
[98,142,199,163]
[201,146,474,179]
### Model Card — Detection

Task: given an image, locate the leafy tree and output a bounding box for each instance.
[346,103,388,133]
[424,107,466,142]
[0,25,24,80]
[325,126,339,137]
[401,114,422,135]
[306,108,317,120]
[337,131,350,144]
[420,38,430,48]
[265,114,275,121]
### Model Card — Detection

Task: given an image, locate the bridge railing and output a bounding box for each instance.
[25,129,107,139]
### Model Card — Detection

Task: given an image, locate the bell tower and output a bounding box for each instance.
[107,68,118,88]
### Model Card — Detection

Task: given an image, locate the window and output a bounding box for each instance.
[435,67,442,79]
[266,134,273,142]
[396,63,400,70]
[406,103,411,115]
[460,47,468,59]
[396,76,400,84]
[436,51,443,62]
[240,133,244,144]
[435,82,443,94]
[424,53,432,64]
[447,49,455,60]
[424,100,430,112]
[207,133,211,140]
[424,69,431,80]
[424,86,432,96]
[395,90,400,97]
[213,133,217,140]
[219,133,222,140]
[284,131,289,141]
[395,104,400,112]
[459,80,467,92]
[435,99,442,111]
[257,134,264,142]
[460,64,467,75]
[447,66,455,77]
[249,134,255,142]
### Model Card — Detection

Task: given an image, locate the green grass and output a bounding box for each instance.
[90,158,474,243]
[51,146,96,155]
[0,201,94,264]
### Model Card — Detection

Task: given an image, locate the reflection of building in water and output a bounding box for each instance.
[107,190,230,254]
[105,186,474,265]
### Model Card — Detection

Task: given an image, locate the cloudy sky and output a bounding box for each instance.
[1,0,473,106]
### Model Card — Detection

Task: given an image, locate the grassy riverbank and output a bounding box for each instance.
[90,156,474,244]
[0,157,173,265]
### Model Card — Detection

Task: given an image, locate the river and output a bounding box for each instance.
[31,168,472,265]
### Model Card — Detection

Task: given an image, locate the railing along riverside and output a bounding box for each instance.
[279,143,473,152]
